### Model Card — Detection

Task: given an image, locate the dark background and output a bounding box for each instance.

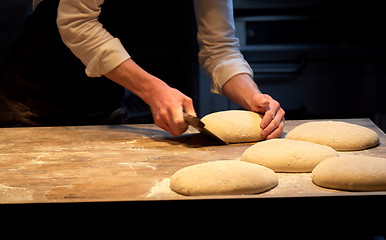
[0,0,31,67]
[199,0,386,132]
[1,0,386,132]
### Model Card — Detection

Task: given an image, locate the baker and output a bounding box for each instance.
[0,0,284,139]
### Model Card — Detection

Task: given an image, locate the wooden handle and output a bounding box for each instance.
[183,112,204,129]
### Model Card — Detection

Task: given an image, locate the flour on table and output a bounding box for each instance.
[0,184,34,202]
[144,178,176,199]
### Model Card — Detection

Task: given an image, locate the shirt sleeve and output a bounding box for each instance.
[194,0,253,95]
[56,0,131,77]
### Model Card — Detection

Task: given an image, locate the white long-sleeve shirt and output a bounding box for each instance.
[34,0,253,94]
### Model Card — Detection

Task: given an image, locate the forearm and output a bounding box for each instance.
[104,59,167,105]
[222,74,262,110]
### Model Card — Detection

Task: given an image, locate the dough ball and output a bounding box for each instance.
[312,155,386,191]
[241,139,339,173]
[285,121,379,151]
[201,110,264,143]
[169,160,278,196]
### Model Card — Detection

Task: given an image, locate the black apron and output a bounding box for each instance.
[0,0,198,127]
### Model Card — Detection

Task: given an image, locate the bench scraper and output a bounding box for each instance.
[183,112,228,144]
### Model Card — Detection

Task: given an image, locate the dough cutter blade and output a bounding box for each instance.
[183,112,228,144]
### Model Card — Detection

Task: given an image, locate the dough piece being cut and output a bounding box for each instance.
[312,156,386,191]
[241,139,338,172]
[169,160,278,196]
[201,110,264,143]
[285,121,379,151]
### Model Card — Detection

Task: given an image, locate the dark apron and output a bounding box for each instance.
[0,0,197,127]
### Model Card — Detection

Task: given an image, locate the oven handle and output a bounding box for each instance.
[251,54,306,74]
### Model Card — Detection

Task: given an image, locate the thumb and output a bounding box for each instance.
[182,96,197,117]
[251,94,270,113]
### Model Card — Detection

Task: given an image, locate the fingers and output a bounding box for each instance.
[261,108,285,139]
[267,117,285,139]
[151,89,196,137]
[259,96,280,130]
[182,96,196,117]
[169,96,196,136]
[170,104,189,137]
[252,94,285,139]
[153,106,187,137]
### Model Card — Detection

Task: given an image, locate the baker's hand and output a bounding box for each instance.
[104,59,196,137]
[250,94,285,139]
[221,74,285,140]
[148,85,196,137]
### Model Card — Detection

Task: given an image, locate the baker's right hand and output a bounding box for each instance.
[148,85,196,137]
[104,59,196,136]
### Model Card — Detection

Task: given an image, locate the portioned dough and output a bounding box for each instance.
[285,121,379,151]
[169,160,278,196]
[312,155,386,191]
[241,139,338,172]
[201,110,264,143]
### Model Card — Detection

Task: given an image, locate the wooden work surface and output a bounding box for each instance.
[0,118,385,204]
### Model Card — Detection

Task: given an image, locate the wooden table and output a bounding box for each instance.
[1,119,385,235]
[0,118,385,204]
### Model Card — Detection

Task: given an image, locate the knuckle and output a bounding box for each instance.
[265,110,275,119]
[175,119,186,128]
[184,96,193,104]
[159,109,168,118]
[155,120,167,131]
[153,113,161,123]
[153,110,168,125]
[272,100,280,108]
[263,94,271,99]
[177,118,189,130]
[272,117,280,127]
[171,125,187,137]
[279,122,285,131]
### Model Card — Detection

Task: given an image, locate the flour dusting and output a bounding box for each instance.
[144,178,178,199]
[0,184,34,202]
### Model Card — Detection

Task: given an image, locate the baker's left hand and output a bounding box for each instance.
[221,73,285,140]
[250,94,285,139]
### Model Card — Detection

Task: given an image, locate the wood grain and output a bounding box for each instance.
[0,119,385,204]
